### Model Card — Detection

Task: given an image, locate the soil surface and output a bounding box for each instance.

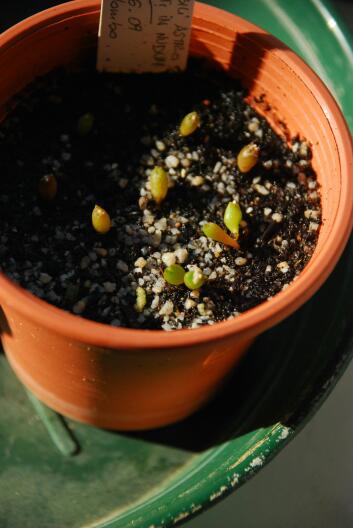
[0,60,321,330]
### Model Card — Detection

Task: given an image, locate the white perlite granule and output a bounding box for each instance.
[159,300,174,316]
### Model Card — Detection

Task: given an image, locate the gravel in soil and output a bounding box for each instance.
[0,59,321,330]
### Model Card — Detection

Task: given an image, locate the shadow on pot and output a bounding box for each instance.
[192,29,289,90]
[0,306,12,337]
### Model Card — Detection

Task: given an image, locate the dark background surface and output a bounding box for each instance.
[334,0,353,32]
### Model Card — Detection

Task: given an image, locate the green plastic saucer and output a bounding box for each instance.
[1,1,353,527]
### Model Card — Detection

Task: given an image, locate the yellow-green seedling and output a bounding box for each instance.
[38,174,58,201]
[163,264,185,286]
[77,112,94,136]
[184,267,205,290]
[224,202,242,238]
[179,111,200,137]
[134,287,147,312]
[92,204,111,234]
[202,222,240,249]
[237,143,259,173]
[150,166,169,204]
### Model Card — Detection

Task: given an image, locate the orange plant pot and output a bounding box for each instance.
[0,1,352,430]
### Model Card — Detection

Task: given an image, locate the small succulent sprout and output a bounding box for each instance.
[202,222,240,249]
[38,173,58,201]
[224,202,242,238]
[92,204,111,234]
[77,112,94,136]
[163,264,185,286]
[184,267,206,290]
[237,143,260,173]
[179,111,200,137]
[150,166,169,204]
[135,286,147,312]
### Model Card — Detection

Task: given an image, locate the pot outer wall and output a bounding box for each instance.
[3,309,252,429]
[0,1,352,430]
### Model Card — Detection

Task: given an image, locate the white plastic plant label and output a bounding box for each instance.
[97,0,195,73]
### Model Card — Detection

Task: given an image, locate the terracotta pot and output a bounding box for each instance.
[0,1,352,431]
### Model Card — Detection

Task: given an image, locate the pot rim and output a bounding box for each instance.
[0,0,352,349]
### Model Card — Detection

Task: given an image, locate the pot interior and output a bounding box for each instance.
[0,3,343,280]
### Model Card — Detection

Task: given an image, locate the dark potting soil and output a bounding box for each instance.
[0,60,321,330]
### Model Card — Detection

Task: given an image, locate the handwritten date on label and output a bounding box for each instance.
[97,0,195,73]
